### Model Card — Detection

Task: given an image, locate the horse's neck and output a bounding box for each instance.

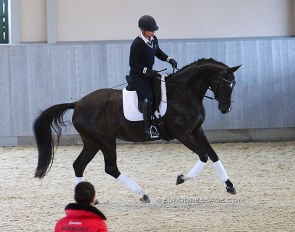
[167,64,223,103]
[173,65,214,90]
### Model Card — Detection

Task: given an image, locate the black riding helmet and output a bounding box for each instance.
[138,15,159,31]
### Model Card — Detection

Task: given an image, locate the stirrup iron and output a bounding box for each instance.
[149,125,159,139]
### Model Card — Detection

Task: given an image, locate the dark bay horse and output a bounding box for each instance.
[34,58,241,203]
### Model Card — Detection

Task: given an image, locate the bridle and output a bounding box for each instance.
[210,70,236,104]
[164,68,236,104]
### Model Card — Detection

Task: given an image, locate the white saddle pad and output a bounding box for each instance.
[123,76,167,121]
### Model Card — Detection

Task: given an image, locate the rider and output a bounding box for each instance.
[128,15,177,139]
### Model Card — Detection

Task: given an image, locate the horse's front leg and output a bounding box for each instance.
[176,129,236,195]
[175,130,209,184]
[176,132,208,185]
[199,130,236,194]
[213,160,236,194]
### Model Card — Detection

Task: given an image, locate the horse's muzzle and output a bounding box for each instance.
[219,104,231,114]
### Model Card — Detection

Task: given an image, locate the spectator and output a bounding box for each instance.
[55,182,108,232]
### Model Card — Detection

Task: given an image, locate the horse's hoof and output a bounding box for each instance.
[94,199,99,205]
[140,194,150,203]
[176,174,185,185]
[226,186,237,195]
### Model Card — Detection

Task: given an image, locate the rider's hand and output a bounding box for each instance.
[169,59,177,69]
[146,69,159,78]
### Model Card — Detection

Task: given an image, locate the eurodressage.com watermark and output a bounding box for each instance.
[161,196,246,204]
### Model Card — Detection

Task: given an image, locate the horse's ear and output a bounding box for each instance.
[230,65,242,73]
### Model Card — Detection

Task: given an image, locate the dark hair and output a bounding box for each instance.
[74,182,95,204]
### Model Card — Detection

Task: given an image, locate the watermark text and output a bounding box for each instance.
[162,196,245,204]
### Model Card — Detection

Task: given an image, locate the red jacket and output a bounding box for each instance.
[55,203,108,232]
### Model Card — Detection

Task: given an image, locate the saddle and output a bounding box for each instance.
[125,75,162,113]
[124,75,171,141]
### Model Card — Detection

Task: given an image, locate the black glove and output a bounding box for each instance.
[169,58,177,69]
[146,69,159,78]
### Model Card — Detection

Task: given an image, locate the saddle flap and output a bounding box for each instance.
[125,74,162,113]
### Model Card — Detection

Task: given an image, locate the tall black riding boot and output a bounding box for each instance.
[143,99,159,139]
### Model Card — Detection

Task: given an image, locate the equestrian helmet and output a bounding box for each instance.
[138,15,159,31]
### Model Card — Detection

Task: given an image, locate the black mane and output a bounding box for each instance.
[194,58,227,68]
[168,58,228,78]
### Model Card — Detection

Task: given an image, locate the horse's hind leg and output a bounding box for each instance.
[101,139,150,203]
[73,140,100,184]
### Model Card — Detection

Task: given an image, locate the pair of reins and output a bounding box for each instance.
[111,66,233,103]
[159,67,215,103]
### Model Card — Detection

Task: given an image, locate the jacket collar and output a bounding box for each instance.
[139,32,154,44]
[65,203,107,220]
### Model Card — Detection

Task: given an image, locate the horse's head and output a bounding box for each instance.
[210,65,241,114]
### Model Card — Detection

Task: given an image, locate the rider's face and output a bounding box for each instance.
[141,30,155,40]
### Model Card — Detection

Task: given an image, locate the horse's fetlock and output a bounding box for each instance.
[199,155,208,163]
[105,165,120,178]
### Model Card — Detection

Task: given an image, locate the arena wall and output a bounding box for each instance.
[1,37,295,145]
[1,0,295,145]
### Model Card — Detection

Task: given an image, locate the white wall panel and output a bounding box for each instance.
[16,0,295,42]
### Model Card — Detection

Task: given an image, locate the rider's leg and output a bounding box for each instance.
[131,75,159,139]
[143,98,159,139]
[128,75,160,139]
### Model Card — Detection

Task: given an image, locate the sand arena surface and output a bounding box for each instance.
[0,141,294,231]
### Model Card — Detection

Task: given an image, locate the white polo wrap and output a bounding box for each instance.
[75,177,85,185]
[213,160,229,182]
[117,174,145,196]
[186,160,206,179]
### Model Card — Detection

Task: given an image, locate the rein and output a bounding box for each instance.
[158,70,215,102]
[167,80,215,101]
[111,68,169,89]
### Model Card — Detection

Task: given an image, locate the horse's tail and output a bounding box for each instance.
[34,102,76,178]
